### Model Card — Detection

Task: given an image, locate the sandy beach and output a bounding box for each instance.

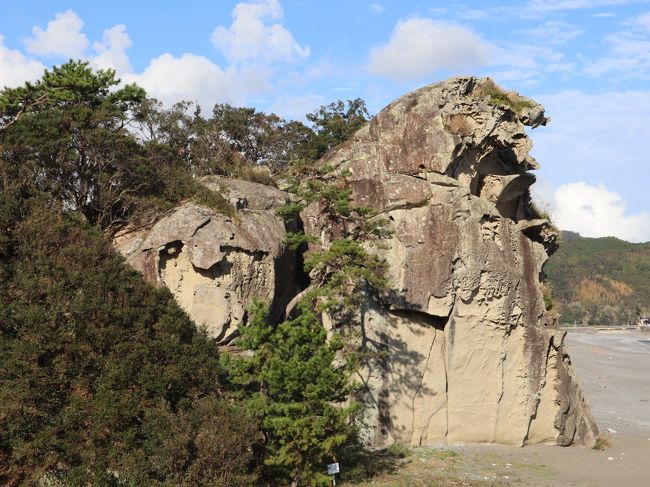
[468,329,650,487]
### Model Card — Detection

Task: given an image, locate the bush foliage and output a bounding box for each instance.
[222,302,359,486]
[0,201,257,486]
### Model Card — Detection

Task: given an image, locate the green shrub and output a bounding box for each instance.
[222,301,360,486]
[592,435,611,451]
[386,444,411,459]
[0,204,257,486]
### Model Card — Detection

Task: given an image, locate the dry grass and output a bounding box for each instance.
[232,165,277,186]
[346,446,542,486]
[603,277,633,296]
[576,276,633,305]
[473,79,534,115]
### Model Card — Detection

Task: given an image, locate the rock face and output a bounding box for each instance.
[115,177,300,343]
[303,77,597,446]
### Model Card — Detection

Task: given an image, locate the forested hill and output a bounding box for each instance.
[544,231,650,325]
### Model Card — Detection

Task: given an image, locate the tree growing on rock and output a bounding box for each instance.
[304,98,369,161]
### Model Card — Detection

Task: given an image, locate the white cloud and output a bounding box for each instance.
[528,20,584,44]
[123,53,270,109]
[486,43,572,85]
[20,11,133,76]
[24,10,88,57]
[526,0,630,13]
[305,59,337,79]
[456,7,488,20]
[0,35,45,88]
[553,182,650,242]
[211,0,309,64]
[369,3,385,15]
[8,7,303,110]
[585,31,650,79]
[632,11,650,30]
[368,18,491,81]
[428,7,449,16]
[91,25,132,74]
[531,89,650,233]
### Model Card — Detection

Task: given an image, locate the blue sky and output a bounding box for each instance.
[1,0,649,241]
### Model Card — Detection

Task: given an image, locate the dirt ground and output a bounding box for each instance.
[351,329,650,487]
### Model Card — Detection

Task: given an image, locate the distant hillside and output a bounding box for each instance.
[544,231,650,325]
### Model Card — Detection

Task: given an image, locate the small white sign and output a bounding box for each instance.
[327,462,340,475]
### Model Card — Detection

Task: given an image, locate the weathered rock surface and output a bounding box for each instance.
[305,76,597,446]
[115,180,299,342]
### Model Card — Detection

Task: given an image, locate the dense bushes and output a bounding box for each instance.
[0,202,258,485]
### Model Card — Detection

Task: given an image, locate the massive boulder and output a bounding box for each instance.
[115,177,300,343]
[303,76,597,446]
[116,76,597,448]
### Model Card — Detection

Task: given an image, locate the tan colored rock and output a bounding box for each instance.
[309,76,597,447]
[116,180,299,342]
[114,76,595,449]
[200,175,290,210]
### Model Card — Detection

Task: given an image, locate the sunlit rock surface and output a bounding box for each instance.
[117,76,597,447]
[304,76,597,446]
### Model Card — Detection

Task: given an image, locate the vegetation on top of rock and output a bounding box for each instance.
[135,98,311,178]
[304,98,369,161]
[473,78,534,115]
[280,168,391,319]
[135,95,370,183]
[545,231,650,325]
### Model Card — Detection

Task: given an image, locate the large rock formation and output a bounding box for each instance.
[303,76,597,446]
[116,76,597,448]
[115,176,300,343]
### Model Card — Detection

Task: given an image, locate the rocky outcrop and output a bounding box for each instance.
[115,178,300,343]
[304,76,597,446]
[116,76,596,448]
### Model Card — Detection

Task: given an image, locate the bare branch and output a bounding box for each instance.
[0,94,49,134]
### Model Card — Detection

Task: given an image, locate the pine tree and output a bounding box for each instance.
[223,301,359,486]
